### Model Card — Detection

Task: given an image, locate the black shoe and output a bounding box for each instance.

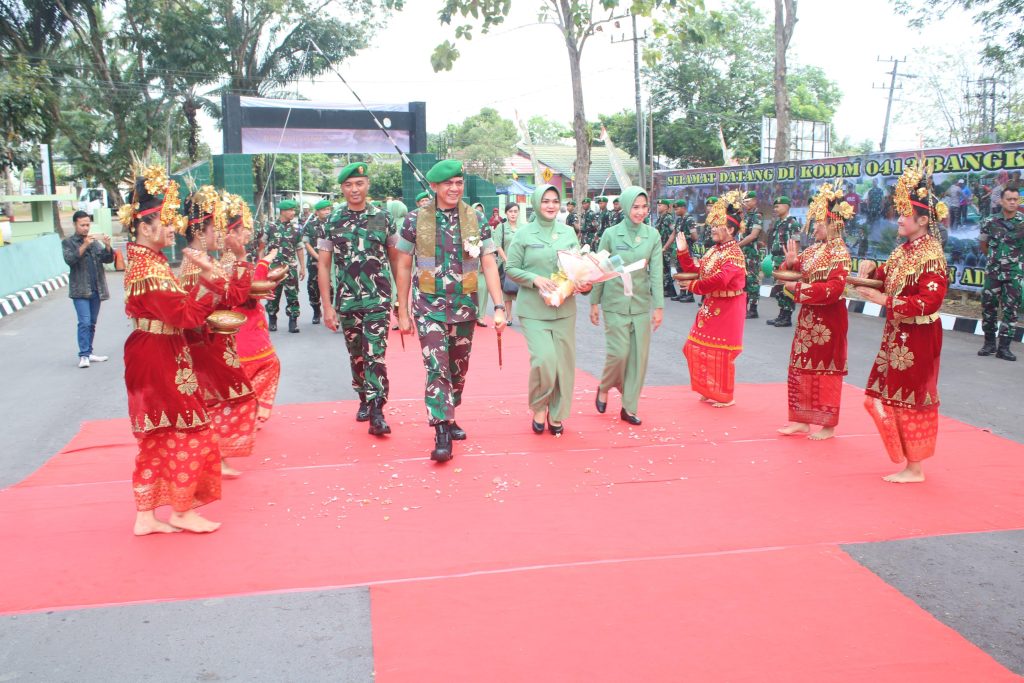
[392,324,399,330]
[620,408,642,425]
[268,314,277,332]
[311,306,321,325]
[773,311,793,328]
[532,419,545,434]
[746,304,758,319]
[996,341,1017,361]
[430,423,453,462]
[595,392,607,414]
[288,317,299,333]
[368,400,391,436]
[476,320,487,328]
[678,293,694,303]
[449,421,466,440]
[547,420,564,436]
[978,335,997,356]
[670,295,683,302]
[356,394,371,422]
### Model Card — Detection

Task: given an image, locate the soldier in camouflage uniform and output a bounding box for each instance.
[318,163,396,435]
[672,199,697,302]
[564,199,578,236]
[580,197,599,250]
[265,199,305,333]
[698,196,718,255]
[596,196,611,242]
[978,186,1023,361]
[303,199,332,325]
[765,196,801,327]
[655,199,677,299]
[610,198,623,227]
[393,159,506,462]
[737,190,763,319]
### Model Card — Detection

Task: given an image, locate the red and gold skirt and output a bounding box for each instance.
[788,372,843,427]
[864,397,939,463]
[683,341,738,404]
[211,397,258,458]
[242,354,281,422]
[132,428,222,512]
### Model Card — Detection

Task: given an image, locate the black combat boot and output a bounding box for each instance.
[773,309,793,328]
[448,421,467,440]
[288,316,299,333]
[977,333,997,356]
[746,300,759,319]
[368,400,391,435]
[677,291,694,303]
[312,305,321,325]
[356,393,371,422]
[268,314,277,332]
[430,423,453,462]
[996,338,1017,362]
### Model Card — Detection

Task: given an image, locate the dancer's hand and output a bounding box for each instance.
[264,248,279,263]
[676,232,688,252]
[783,239,800,268]
[858,259,877,278]
[224,233,246,259]
[182,248,214,275]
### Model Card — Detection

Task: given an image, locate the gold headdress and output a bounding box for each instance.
[706,190,744,230]
[117,163,182,234]
[222,192,254,231]
[807,182,855,232]
[894,158,948,236]
[180,185,225,236]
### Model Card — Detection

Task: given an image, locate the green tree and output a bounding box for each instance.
[527,115,572,144]
[271,154,337,194]
[894,0,1024,72]
[451,108,517,182]
[369,163,403,199]
[0,57,49,178]
[833,136,874,157]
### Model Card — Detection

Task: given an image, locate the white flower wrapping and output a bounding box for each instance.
[541,247,647,306]
[463,237,482,259]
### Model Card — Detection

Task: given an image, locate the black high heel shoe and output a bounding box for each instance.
[547,421,564,436]
[595,391,607,414]
[532,418,545,434]
[619,408,642,425]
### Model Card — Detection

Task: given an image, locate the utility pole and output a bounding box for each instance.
[873,56,907,152]
[611,13,648,190]
[967,77,999,142]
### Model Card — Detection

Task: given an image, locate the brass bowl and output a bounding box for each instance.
[847,275,884,289]
[267,266,288,282]
[206,310,246,334]
[772,270,802,282]
[249,280,276,297]
[673,272,699,282]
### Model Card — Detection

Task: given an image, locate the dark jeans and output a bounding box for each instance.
[73,294,101,357]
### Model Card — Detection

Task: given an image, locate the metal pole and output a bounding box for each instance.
[879,59,900,153]
[631,13,646,190]
[298,153,303,204]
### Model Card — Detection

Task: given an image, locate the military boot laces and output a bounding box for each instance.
[430,423,453,462]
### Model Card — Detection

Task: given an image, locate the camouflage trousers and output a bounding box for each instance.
[306,257,320,308]
[341,308,390,402]
[266,265,300,318]
[981,278,1021,341]
[743,246,762,300]
[662,252,676,294]
[415,318,475,425]
[771,255,794,313]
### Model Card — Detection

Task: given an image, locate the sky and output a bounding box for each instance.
[204,0,984,158]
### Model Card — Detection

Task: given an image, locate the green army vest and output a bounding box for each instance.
[414,200,481,294]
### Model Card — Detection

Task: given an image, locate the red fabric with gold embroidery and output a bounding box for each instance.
[864,397,939,463]
[677,242,746,402]
[243,355,281,421]
[234,259,278,365]
[132,429,221,511]
[864,235,947,411]
[123,243,226,435]
[211,397,258,458]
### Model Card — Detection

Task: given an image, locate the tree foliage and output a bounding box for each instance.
[894,0,1024,72]
[368,162,403,199]
[0,56,49,175]
[270,154,337,194]
[451,107,517,182]
[527,115,573,144]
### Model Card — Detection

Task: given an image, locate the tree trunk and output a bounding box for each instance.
[565,23,590,219]
[773,0,797,163]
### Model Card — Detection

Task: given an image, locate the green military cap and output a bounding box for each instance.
[337,162,369,184]
[313,199,332,211]
[658,199,672,206]
[278,199,298,211]
[674,199,687,207]
[744,190,758,200]
[370,200,382,208]
[424,159,463,183]
[596,196,608,202]
[612,198,620,204]
[773,196,792,206]
[415,190,431,203]
[566,199,576,205]
[581,197,591,203]
[705,196,718,205]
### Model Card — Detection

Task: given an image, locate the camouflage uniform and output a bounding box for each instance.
[248,220,267,260]
[319,205,397,402]
[397,204,495,425]
[265,218,303,319]
[582,208,601,251]
[302,215,323,312]
[741,211,764,301]
[565,210,579,235]
[676,213,698,252]
[768,214,801,315]
[610,209,623,226]
[655,210,676,296]
[980,212,1024,345]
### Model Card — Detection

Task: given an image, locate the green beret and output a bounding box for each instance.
[674,199,687,207]
[773,196,792,206]
[597,196,608,203]
[613,198,621,204]
[705,196,718,205]
[658,199,672,206]
[338,162,369,184]
[278,199,298,211]
[581,197,591,203]
[425,159,463,183]
[744,190,758,200]
[314,199,332,211]
[370,200,382,208]
[566,199,576,205]
[415,190,431,203]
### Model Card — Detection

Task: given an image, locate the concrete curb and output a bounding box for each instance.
[0,274,69,321]
[756,283,1024,343]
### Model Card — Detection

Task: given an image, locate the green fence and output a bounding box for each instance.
[0,234,68,298]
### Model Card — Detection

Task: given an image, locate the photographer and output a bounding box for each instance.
[61,210,114,368]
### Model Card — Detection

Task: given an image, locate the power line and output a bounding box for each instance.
[872,56,914,153]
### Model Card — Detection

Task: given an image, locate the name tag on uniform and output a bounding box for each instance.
[615,245,630,251]
[526,243,545,248]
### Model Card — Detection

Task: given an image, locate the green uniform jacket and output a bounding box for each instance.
[506,210,581,320]
[590,217,665,314]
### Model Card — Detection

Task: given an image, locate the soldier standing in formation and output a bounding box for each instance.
[596,196,611,240]
[672,199,697,302]
[318,162,396,436]
[978,185,1023,361]
[415,190,432,209]
[737,190,764,320]
[265,199,305,333]
[699,196,718,253]
[655,199,677,300]
[765,196,801,328]
[393,160,506,462]
[303,199,332,325]
[564,199,578,236]
[580,197,598,250]
[610,198,623,226]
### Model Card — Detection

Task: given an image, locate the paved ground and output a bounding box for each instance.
[1,273,1022,680]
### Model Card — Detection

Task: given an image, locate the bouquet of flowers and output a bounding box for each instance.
[541,246,647,306]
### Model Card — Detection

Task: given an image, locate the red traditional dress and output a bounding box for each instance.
[233,258,281,422]
[787,237,851,426]
[677,240,747,402]
[864,234,948,463]
[124,242,225,512]
[180,255,258,458]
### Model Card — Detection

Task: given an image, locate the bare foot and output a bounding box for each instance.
[882,463,925,483]
[699,396,713,403]
[808,426,835,441]
[778,422,810,436]
[221,459,242,478]
[712,400,735,408]
[169,510,222,533]
[133,512,182,536]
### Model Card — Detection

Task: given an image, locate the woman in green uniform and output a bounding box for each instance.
[506,185,590,435]
[589,186,664,425]
[493,202,523,325]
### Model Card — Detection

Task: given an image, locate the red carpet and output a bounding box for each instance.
[2,326,1022,678]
